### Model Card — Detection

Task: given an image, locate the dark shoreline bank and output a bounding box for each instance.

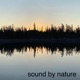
[0,38,80,45]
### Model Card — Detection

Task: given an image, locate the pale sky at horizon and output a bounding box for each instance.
[0,0,80,29]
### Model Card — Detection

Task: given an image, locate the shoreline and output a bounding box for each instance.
[0,38,80,44]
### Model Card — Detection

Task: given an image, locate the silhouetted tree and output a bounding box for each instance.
[0,23,80,39]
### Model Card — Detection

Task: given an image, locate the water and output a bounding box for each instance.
[0,45,80,80]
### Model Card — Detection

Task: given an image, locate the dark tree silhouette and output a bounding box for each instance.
[0,23,80,39]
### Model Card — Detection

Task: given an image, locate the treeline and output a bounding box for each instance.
[0,24,80,39]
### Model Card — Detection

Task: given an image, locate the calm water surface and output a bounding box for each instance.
[0,46,80,80]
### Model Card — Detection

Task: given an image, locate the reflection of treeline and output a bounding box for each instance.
[0,44,80,57]
[0,24,80,38]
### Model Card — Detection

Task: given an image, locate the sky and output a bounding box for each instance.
[0,0,80,29]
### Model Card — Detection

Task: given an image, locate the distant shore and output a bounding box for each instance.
[0,38,80,44]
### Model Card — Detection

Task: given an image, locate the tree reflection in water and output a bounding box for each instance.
[0,44,80,57]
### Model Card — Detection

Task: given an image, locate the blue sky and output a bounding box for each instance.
[0,0,80,29]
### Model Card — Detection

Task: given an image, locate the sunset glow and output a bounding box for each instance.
[0,0,80,29]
